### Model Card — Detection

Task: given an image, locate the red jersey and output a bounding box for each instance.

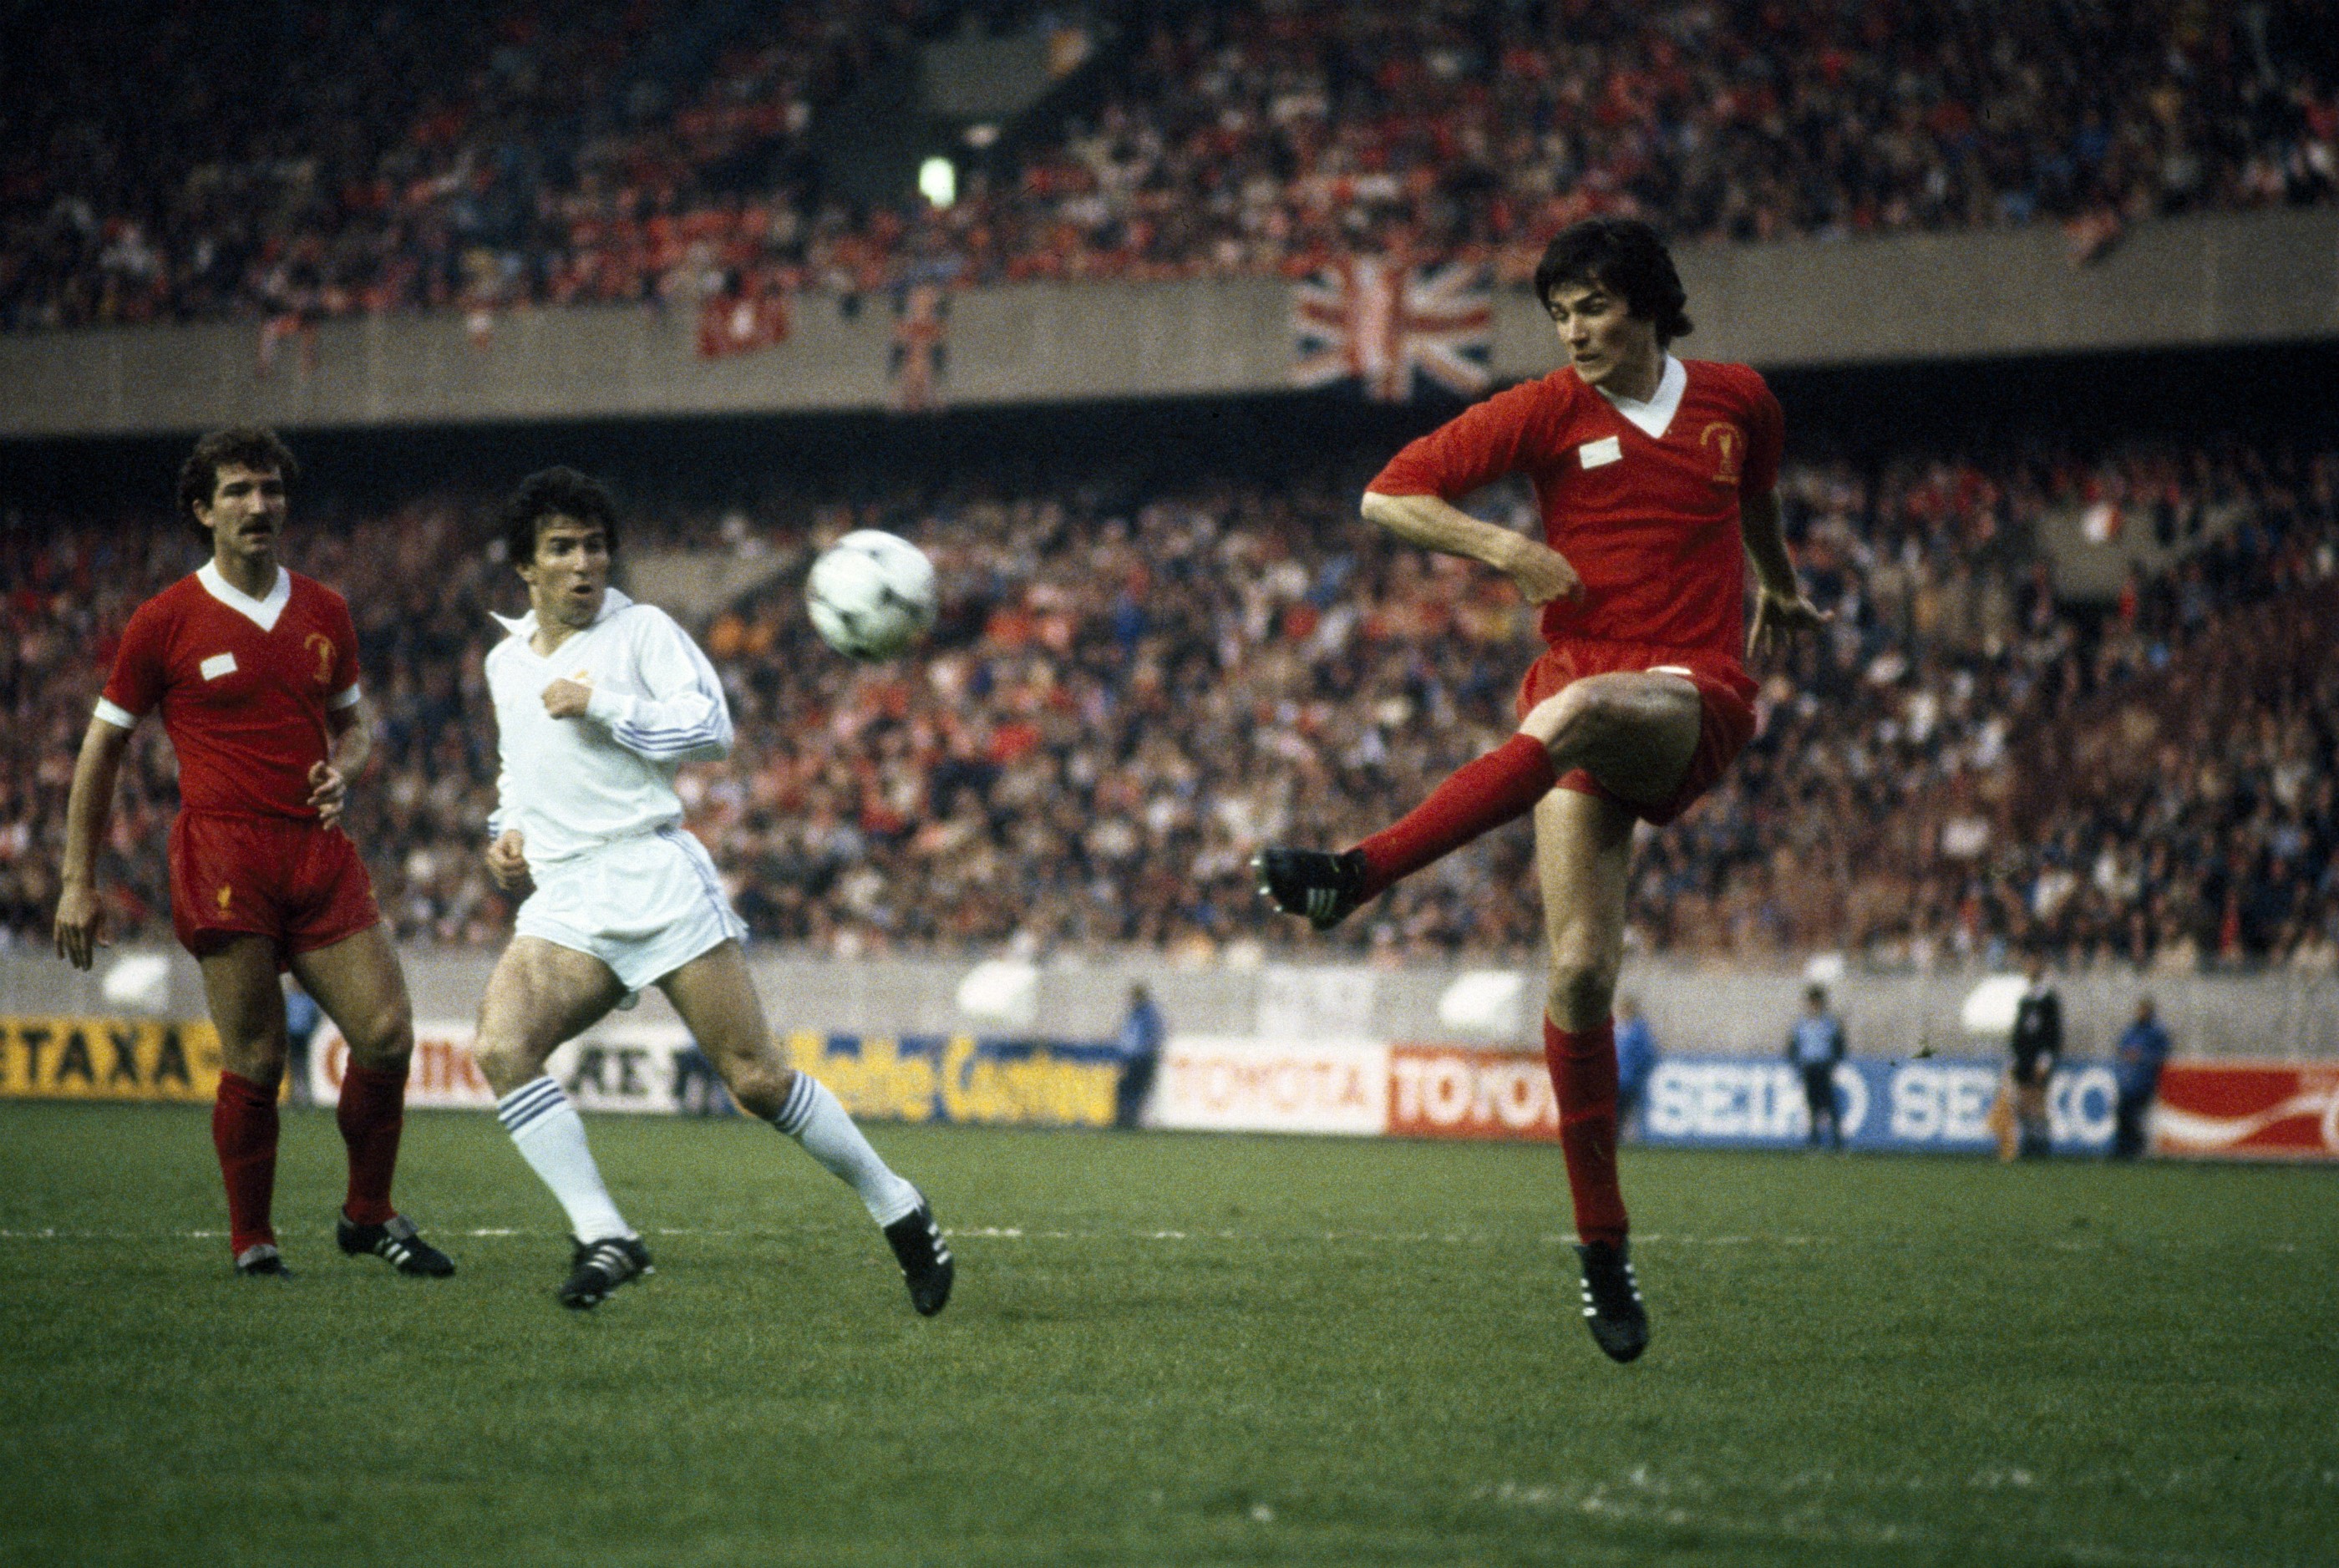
[98,563,363,820]
[1370,357,1783,664]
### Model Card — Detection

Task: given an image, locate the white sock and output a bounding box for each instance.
[771,1074,921,1225]
[496,1077,633,1242]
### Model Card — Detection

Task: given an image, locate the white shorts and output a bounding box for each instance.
[515,826,747,992]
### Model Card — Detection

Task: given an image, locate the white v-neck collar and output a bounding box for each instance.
[1594,353,1687,440]
[197,561,292,632]
[493,587,633,659]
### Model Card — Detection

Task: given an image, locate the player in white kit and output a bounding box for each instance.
[474,467,951,1312]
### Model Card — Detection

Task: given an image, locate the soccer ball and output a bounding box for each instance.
[805,530,938,661]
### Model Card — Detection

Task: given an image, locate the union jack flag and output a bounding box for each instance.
[1291,257,1494,403]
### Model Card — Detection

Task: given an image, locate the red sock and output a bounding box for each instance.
[337,1060,409,1226]
[1354,733,1558,897]
[1543,1017,1628,1246]
[211,1071,280,1256]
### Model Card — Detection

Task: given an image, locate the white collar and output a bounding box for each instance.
[1594,353,1687,440]
[197,561,292,632]
[494,586,633,642]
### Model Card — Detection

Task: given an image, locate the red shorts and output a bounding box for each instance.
[1515,641,1759,827]
[168,812,382,961]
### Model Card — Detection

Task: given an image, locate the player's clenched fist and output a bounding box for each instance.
[541,676,592,718]
[53,882,108,971]
[1498,534,1584,606]
[485,829,532,891]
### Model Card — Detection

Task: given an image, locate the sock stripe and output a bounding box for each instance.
[771,1072,815,1135]
[497,1076,567,1134]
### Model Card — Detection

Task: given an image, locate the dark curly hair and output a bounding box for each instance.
[175,428,298,540]
[1532,219,1693,346]
[496,467,622,565]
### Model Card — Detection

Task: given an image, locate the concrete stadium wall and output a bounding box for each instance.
[3,947,2331,1063]
[2,210,2331,439]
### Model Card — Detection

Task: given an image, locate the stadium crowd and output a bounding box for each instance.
[5,0,2335,331]
[3,437,2335,970]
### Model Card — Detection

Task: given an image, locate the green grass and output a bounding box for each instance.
[1,1103,2334,1567]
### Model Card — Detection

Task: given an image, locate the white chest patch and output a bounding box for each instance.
[1579,435,1623,469]
[200,652,238,681]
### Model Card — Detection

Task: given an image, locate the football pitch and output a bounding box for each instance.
[1,1103,2331,1567]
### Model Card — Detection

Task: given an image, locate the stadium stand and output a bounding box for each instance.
[4,0,2332,330]
[5,439,2332,968]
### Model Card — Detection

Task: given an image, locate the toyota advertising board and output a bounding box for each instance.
[1153,1036,1390,1135]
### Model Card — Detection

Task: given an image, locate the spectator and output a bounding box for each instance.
[2007,954,2064,1159]
[1113,982,1164,1130]
[282,977,321,1109]
[1785,983,1848,1151]
[1612,994,1657,1140]
[2110,997,2174,1160]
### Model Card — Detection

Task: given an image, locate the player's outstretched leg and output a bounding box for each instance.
[1261,675,1702,931]
[763,1060,952,1315]
[663,941,951,1316]
[1256,733,1558,929]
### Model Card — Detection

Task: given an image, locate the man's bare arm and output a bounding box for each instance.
[1740,490,1827,659]
[1360,490,1581,605]
[309,698,375,827]
[54,717,132,968]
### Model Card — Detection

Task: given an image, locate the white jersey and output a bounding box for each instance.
[485,587,732,868]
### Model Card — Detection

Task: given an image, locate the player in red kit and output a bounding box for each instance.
[1256,220,1823,1362]
[53,428,454,1280]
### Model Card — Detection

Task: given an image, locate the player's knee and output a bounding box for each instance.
[470,1032,531,1095]
[1522,682,1621,755]
[719,1054,793,1120]
[1546,953,1620,1024]
[342,995,415,1069]
[220,1032,288,1087]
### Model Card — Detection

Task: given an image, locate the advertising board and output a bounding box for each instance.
[1153,1036,1390,1135]
[2153,1062,2339,1161]
[1387,1044,2117,1155]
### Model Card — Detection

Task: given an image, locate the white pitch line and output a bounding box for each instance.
[1476,1477,2248,1567]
